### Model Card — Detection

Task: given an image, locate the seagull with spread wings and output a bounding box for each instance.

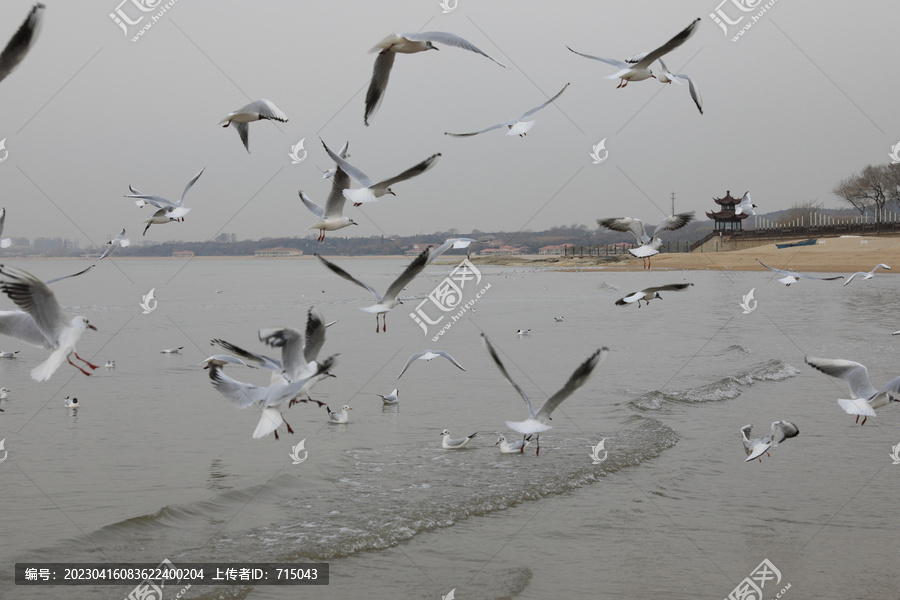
[397,350,466,379]
[219,99,288,153]
[598,212,694,269]
[615,283,693,307]
[126,168,205,236]
[805,357,900,425]
[741,421,799,462]
[99,228,130,260]
[445,83,569,138]
[843,264,891,286]
[756,260,844,286]
[301,141,355,241]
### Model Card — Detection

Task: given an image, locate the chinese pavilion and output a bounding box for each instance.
[707,190,751,231]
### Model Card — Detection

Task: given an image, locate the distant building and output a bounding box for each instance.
[405,243,429,257]
[172,250,194,258]
[480,245,523,256]
[539,244,575,256]
[254,247,303,257]
[707,190,752,231]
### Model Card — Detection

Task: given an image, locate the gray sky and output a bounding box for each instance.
[1,0,897,246]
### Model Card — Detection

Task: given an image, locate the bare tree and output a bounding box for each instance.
[833,174,868,216]
[778,199,823,225]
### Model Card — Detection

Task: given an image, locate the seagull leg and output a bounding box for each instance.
[67,354,92,376]
[274,429,280,440]
[536,435,540,456]
[284,416,294,434]
[74,352,99,370]
[861,416,867,426]
[855,415,859,424]
[383,314,387,332]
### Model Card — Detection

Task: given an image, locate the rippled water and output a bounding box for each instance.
[0,259,897,599]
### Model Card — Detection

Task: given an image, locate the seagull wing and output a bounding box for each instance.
[872,376,900,400]
[445,121,512,137]
[0,3,44,84]
[382,247,431,302]
[641,283,694,295]
[364,50,396,126]
[481,333,535,416]
[321,139,373,187]
[298,190,325,219]
[258,327,305,381]
[434,350,465,372]
[805,356,879,399]
[210,338,281,371]
[234,121,250,152]
[518,82,570,119]
[533,347,608,423]
[769,420,799,446]
[673,73,703,114]
[208,364,267,408]
[252,99,288,122]
[323,161,350,219]
[428,238,476,264]
[124,193,176,209]
[566,46,630,69]
[0,265,68,345]
[654,212,695,233]
[598,217,648,244]
[843,272,864,286]
[180,167,205,203]
[315,254,380,301]
[45,264,95,285]
[745,440,771,462]
[0,310,52,348]
[631,18,701,69]
[397,351,427,379]
[406,32,506,67]
[303,306,327,364]
[615,290,647,306]
[376,153,441,189]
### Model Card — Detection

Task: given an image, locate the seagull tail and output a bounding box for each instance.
[343,188,377,205]
[253,407,284,439]
[505,419,551,435]
[31,350,67,382]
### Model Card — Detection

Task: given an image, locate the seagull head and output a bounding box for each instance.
[386,188,397,196]
[440,429,450,436]
[75,316,97,331]
[350,219,359,226]
[495,436,506,446]
[653,292,663,300]
[426,41,438,51]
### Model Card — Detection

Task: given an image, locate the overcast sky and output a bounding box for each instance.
[1,0,897,247]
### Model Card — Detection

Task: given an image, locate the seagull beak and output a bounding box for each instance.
[388,190,397,196]
[87,324,97,331]
[327,372,337,378]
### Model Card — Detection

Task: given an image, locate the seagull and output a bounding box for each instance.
[0,387,10,399]
[567,18,700,89]
[208,356,336,439]
[316,248,432,332]
[397,350,466,379]
[495,434,532,454]
[126,168,204,235]
[160,347,184,354]
[623,54,703,114]
[516,329,531,336]
[445,83,569,137]
[0,350,18,358]
[302,142,356,242]
[377,388,399,405]
[615,283,694,307]
[326,404,352,424]
[321,139,440,206]
[0,208,12,248]
[99,228,130,260]
[0,265,98,381]
[554,316,564,322]
[219,99,288,153]
[482,333,607,455]
[843,264,891,286]
[104,360,115,368]
[0,3,44,85]
[64,396,78,408]
[598,213,695,269]
[364,31,506,125]
[735,191,757,216]
[756,260,844,286]
[740,421,799,462]
[441,429,476,449]
[805,356,900,425]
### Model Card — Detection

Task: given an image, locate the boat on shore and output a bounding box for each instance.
[776,238,817,249]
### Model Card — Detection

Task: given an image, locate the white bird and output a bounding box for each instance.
[300,142,356,242]
[554,316,564,322]
[321,139,440,206]
[104,360,115,368]
[64,395,78,408]
[99,228,130,260]
[734,191,757,216]
[843,264,891,286]
[0,265,98,381]
[482,333,607,455]
[615,283,694,307]
[326,404,352,424]
[219,99,288,153]
[441,429,476,449]
[620,52,702,114]
[377,388,399,405]
[741,421,799,462]
[365,31,506,125]
[0,350,18,358]
[320,142,350,179]
[126,168,204,236]
[0,208,13,248]
[426,237,477,265]
[495,434,532,454]
[756,260,844,286]
[598,213,695,269]
[567,18,700,89]
[397,350,466,379]
[0,3,44,85]
[445,83,569,137]
[208,356,335,439]
[516,329,531,336]
[0,387,10,399]
[316,248,432,332]
[805,356,900,425]
[160,347,183,354]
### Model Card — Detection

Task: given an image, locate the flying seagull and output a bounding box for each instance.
[99,228,130,260]
[397,350,466,379]
[620,53,702,114]
[734,191,757,216]
[843,264,891,286]
[0,3,45,85]
[756,259,844,286]
[741,421,799,462]
[321,138,440,206]
[598,212,695,269]
[0,265,98,381]
[126,168,205,235]
[0,208,12,248]
[482,333,607,455]
[219,99,288,153]
[615,283,694,307]
[365,31,506,126]
[445,83,570,138]
[805,356,900,425]
[316,248,431,332]
[567,18,700,89]
[301,142,355,241]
